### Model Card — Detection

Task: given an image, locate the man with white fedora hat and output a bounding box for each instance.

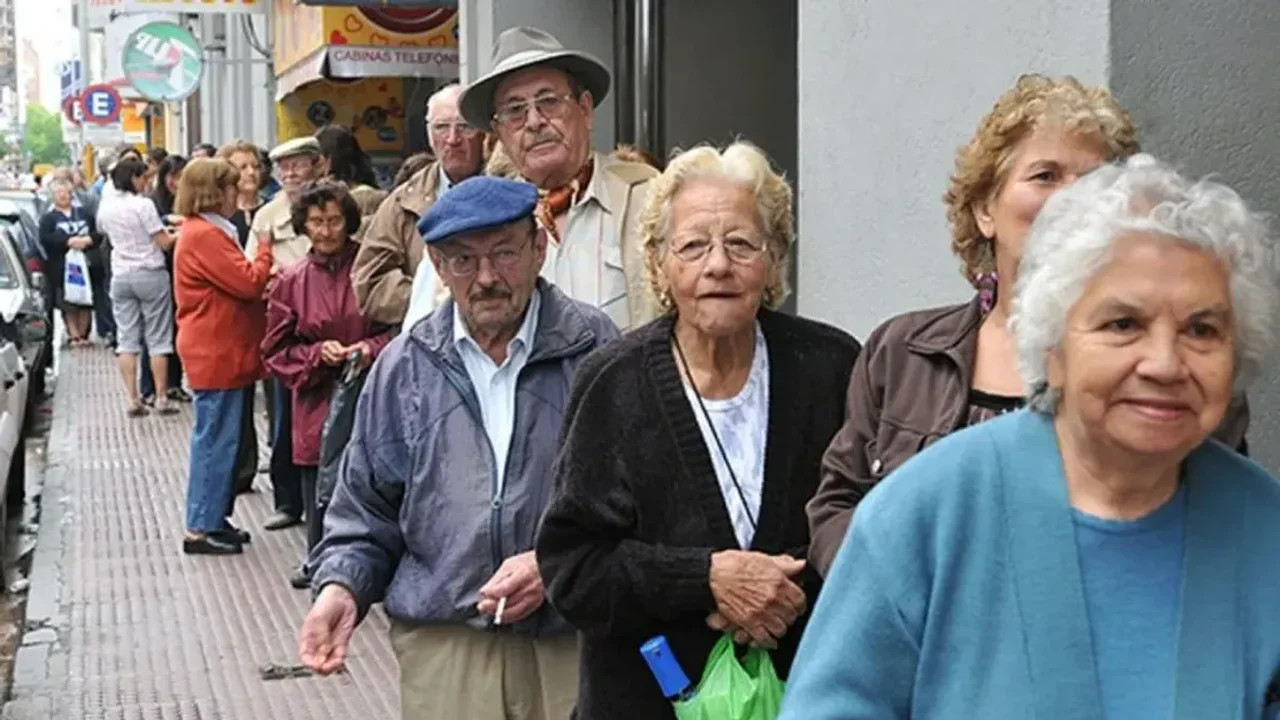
[458,25,661,331]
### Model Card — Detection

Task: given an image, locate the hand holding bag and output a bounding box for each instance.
[316,353,368,509]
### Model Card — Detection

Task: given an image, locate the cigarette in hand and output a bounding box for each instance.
[495,596,507,626]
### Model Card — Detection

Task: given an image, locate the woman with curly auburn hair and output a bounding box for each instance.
[806,73,1253,577]
[535,141,861,719]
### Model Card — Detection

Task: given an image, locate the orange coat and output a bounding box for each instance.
[174,215,274,390]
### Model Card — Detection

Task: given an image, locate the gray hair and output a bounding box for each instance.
[425,83,465,156]
[1012,153,1278,412]
[425,83,463,124]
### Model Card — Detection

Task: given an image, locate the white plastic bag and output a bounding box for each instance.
[63,249,93,307]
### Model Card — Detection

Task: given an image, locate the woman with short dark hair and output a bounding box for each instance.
[95,157,178,416]
[139,154,191,406]
[314,125,386,217]
[174,158,275,555]
[263,179,395,586]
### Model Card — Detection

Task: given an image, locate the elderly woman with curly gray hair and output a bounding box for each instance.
[779,154,1280,720]
[535,141,861,719]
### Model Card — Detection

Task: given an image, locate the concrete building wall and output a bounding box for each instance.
[662,0,797,183]
[193,13,275,150]
[459,0,615,149]
[1110,0,1280,469]
[795,0,1110,338]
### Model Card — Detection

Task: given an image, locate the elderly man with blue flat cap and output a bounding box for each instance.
[298,175,618,719]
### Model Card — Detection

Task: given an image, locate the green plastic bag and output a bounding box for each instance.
[672,634,785,720]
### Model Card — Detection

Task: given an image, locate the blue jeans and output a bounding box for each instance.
[186,388,249,532]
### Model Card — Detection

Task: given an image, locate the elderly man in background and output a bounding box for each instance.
[251,137,326,533]
[299,176,618,719]
[456,26,659,330]
[353,83,484,326]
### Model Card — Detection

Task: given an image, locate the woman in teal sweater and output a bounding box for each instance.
[780,154,1280,719]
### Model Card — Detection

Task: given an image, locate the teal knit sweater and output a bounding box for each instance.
[780,410,1280,720]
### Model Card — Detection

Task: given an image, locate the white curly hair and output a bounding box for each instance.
[1012,153,1278,412]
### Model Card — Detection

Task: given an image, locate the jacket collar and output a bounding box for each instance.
[410,278,598,365]
[199,213,238,242]
[904,294,985,355]
[579,151,614,215]
[306,242,358,272]
[395,161,444,216]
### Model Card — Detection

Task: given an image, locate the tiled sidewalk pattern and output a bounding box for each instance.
[2,347,399,719]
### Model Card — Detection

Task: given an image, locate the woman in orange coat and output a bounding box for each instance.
[173,159,274,555]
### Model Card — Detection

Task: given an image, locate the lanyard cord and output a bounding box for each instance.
[671,327,758,535]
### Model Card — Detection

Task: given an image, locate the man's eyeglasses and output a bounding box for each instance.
[493,93,577,131]
[429,121,480,139]
[670,236,768,264]
[439,238,531,277]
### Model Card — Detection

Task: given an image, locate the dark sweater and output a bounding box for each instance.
[536,309,861,720]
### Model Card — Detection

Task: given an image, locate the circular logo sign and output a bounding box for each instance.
[122,22,204,103]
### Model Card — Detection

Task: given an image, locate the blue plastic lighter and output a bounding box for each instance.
[640,635,696,702]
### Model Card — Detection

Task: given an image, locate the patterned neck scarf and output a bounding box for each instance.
[534,157,595,246]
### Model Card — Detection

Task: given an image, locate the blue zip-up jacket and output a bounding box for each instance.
[310,279,619,635]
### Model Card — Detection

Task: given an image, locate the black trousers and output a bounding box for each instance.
[222,386,257,521]
[269,378,303,518]
[300,466,324,551]
[233,388,258,494]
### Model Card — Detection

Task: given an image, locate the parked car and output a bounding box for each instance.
[0,220,49,415]
[0,340,26,524]
[0,198,45,269]
[0,213,55,371]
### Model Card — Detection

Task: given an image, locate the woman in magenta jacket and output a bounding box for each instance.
[262,180,395,589]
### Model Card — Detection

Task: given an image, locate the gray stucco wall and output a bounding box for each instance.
[796,0,1110,338]
[1110,0,1280,470]
[458,0,616,149]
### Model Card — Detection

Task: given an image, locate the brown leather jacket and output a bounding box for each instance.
[351,162,443,325]
[805,296,1251,576]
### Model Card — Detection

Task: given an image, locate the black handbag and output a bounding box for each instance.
[316,353,368,509]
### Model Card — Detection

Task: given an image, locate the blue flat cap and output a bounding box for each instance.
[417,176,538,245]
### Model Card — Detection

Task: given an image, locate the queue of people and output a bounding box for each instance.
[35,21,1274,720]
[284,24,1280,720]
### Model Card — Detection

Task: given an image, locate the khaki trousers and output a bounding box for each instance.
[389,621,579,720]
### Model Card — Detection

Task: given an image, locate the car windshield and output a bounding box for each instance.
[0,191,39,212]
[0,231,22,290]
[0,198,35,224]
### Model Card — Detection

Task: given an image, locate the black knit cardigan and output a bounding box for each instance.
[537,309,861,720]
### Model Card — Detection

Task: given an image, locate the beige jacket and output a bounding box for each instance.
[351,162,445,325]
[594,153,661,329]
[363,153,661,330]
[247,192,310,271]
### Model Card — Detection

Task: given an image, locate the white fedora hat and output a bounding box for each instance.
[459,26,611,129]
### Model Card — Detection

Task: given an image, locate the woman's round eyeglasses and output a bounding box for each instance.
[670,237,768,264]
